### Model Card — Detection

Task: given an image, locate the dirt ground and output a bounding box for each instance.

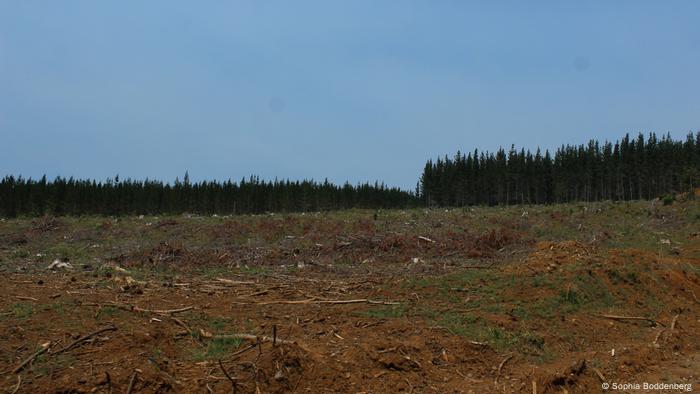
[1,199,699,393]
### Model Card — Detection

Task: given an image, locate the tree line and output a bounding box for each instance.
[0,174,416,217]
[2,132,699,217]
[419,132,700,206]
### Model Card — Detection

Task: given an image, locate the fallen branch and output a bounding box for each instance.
[460,262,495,269]
[81,302,193,315]
[245,290,268,297]
[592,367,606,383]
[126,371,138,394]
[204,332,297,345]
[171,317,194,336]
[12,342,51,374]
[55,326,117,355]
[670,314,680,331]
[244,298,399,306]
[404,378,414,394]
[219,359,237,394]
[595,314,663,326]
[223,343,258,361]
[653,329,665,345]
[377,346,398,354]
[10,375,20,394]
[216,278,256,286]
[14,296,38,301]
[494,354,514,385]
[130,305,193,314]
[418,236,435,243]
[103,372,112,394]
[690,290,699,304]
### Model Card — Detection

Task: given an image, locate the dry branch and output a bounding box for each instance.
[130,305,193,314]
[690,290,699,304]
[12,342,51,374]
[243,298,399,306]
[171,317,194,336]
[126,371,138,394]
[81,302,193,315]
[460,263,495,269]
[14,296,38,301]
[494,354,514,385]
[377,346,398,354]
[219,359,237,394]
[670,314,680,330]
[218,334,296,345]
[595,314,663,326]
[10,375,20,394]
[216,278,256,286]
[55,326,117,355]
[223,343,258,361]
[653,329,665,345]
[592,367,606,383]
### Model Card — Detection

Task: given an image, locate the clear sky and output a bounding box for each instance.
[1,1,698,189]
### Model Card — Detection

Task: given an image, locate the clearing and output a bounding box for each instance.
[1,198,699,393]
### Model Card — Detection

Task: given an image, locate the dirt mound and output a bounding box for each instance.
[30,216,62,232]
[537,359,601,394]
[117,241,206,269]
[520,241,592,273]
[606,249,700,304]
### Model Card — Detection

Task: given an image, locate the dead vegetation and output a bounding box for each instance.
[0,200,699,392]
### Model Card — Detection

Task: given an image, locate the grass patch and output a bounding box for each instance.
[359,304,407,319]
[209,317,234,331]
[95,305,122,320]
[435,311,551,359]
[521,272,616,319]
[11,303,34,319]
[192,337,243,361]
[12,249,30,259]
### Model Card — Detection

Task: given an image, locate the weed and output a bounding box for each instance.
[360,304,407,319]
[661,194,675,206]
[404,277,432,289]
[12,249,30,259]
[192,337,243,361]
[11,303,34,318]
[95,305,121,320]
[209,317,234,331]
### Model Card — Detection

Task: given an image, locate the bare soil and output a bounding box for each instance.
[1,201,699,393]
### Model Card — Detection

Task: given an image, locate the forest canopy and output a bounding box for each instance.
[419,132,700,206]
[2,132,699,217]
[0,175,414,217]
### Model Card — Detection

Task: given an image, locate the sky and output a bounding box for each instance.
[1,1,699,190]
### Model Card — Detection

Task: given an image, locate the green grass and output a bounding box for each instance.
[12,249,30,259]
[95,305,122,320]
[359,304,407,319]
[533,272,615,318]
[208,317,234,331]
[192,337,243,361]
[11,303,34,319]
[431,311,552,360]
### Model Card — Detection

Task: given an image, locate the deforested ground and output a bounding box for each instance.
[1,195,699,393]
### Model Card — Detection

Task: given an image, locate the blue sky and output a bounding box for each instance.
[1,1,698,189]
